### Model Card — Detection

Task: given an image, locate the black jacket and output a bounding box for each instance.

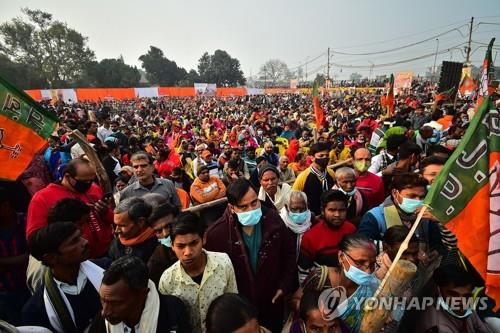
[88,294,191,333]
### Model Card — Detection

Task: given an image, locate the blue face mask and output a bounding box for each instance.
[158,236,172,248]
[342,254,377,287]
[236,207,262,226]
[398,192,423,214]
[288,210,310,225]
[437,294,473,319]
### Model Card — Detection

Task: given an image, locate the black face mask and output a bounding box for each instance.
[315,157,329,169]
[72,178,93,193]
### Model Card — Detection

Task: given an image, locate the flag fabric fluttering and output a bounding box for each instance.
[424,96,500,310]
[434,87,455,103]
[477,38,496,107]
[312,80,324,130]
[0,74,58,181]
[459,74,477,98]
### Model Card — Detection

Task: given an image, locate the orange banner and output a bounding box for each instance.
[158,87,195,97]
[0,115,48,180]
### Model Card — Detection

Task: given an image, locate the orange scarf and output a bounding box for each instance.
[119,227,155,246]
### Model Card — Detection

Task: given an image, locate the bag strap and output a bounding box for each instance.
[44,269,78,333]
[317,265,329,290]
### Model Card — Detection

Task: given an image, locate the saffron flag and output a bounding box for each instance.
[382,74,395,116]
[312,80,324,130]
[0,75,58,181]
[434,87,455,103]
[478,38,496,107]
[424,96,500,310]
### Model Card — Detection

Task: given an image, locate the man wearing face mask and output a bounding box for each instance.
[204,179,298,332]
[27,158,114,259]
[293,142,336,216]
[332,167,369,226]
[146,203,179,286]
[358,173,445,258]
[413,264,493,333]
[353,148,385,208]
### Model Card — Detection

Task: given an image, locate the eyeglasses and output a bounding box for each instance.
[344,252,375,270]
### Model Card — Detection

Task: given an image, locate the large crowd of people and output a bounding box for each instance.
[0,80,499,333]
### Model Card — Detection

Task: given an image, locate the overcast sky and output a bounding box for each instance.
[1,0,499,81]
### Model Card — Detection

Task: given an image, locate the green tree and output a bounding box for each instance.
[259,59,292,87]
[0,8,95,87]
[314,73,326,86]
[349,72,362,82]
[178,69,200,87]
[138,46,186,86]
[84,57,140,87]
[0,53,47,88]
[197,50,245,86]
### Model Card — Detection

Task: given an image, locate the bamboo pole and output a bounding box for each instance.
[360,259,417,333]
[327,158,353,170]
[358,206,427,332]
[373,206,427,298]
[183,197,227,213]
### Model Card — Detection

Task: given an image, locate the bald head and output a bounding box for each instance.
[354,148,371,160]
[353,148,371,174]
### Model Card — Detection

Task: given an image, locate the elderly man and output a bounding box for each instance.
[89,255,190,333]
[353,148,385,208]
[119,151,181,209]
[108,197,157,262]
[332,167,369,226]
[278,156,296,186]
[260,141,279,166]
[279,190,314,262]
[258,165,292,211]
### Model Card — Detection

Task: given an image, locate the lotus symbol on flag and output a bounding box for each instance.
[0,128,22,159]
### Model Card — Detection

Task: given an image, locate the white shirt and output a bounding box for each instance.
[53,268,87,295]
[97,126,113,143]
[369,151,394,176]
[123,323,140,333]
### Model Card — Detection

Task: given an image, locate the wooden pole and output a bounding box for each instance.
[183,197,227,213]
[373,205,427,298]
[327,158,353,170]
[360,259,418,333]
[69,129,112,195]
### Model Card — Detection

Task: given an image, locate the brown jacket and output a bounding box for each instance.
[204,205,298,332]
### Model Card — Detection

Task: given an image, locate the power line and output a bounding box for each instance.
[330,43,467,69]
[330,25,468,56]
[332,19,470,49]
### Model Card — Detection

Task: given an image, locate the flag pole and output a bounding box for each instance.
[373,205,428,298]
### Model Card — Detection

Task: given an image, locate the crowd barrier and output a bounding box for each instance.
[24,86,385,103]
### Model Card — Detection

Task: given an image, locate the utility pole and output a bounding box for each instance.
[327,47,331,82]
[465,17,474,65]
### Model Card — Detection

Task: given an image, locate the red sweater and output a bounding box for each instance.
[27,183,114,258]
[300,218,356,262]
[356,171,385,209]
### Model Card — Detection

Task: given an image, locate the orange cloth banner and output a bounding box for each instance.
[216,88,246,96]
[25,90,42,101]
[158,87,195,97]
[76,88,135,101]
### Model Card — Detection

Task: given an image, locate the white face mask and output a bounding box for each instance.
[437,288,473,319]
